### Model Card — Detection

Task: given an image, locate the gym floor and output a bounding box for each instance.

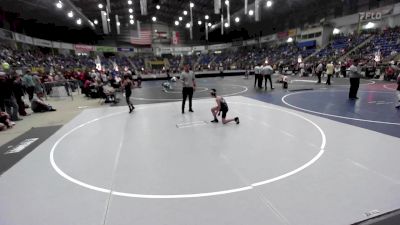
[0,75,399,225]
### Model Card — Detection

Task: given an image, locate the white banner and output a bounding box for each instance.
[192,46,206,51]
[208,43,232,50]
[52,41,61,49]
[33,38,52,47]
[260,34,276,43]
[214,0,221,14]
[60,42,74,50]
[174,47,192,52]
[13,33,33,45]
[255,0,260,22]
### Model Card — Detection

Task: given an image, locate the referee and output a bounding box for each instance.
[180,64,196,114]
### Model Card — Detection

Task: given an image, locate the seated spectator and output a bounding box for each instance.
[31,92,56,113]
[0,111,15,130]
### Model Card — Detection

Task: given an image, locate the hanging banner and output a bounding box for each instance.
[255,0,260,22]
[140,0,148,15]
[101,11,109,34]
[288,29,297,37]
[172,31,180,45]
[0,29,13,40]
[14,33,33,44]
[214,0,221,14]
[33,38,52,48]
[95,46,117,52]
[277,31,289,39]
[74,44,94,52]
[115,15,120,35]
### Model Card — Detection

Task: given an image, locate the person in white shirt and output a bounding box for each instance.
[348,59,362,100]
[262,63,274,90]
[326,62,334,85]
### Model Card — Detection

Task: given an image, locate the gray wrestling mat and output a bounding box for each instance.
[0,96,399,225]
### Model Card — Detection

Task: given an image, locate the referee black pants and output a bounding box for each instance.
[182,87,194,112]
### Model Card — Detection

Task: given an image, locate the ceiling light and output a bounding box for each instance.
[287,37,293,43]
[128,0,132,5]
[249,10,254,16]
[130,15,134,19]
[183,10,188,15]
[175,21,179,26]
[225,0,229,6]
[94,19,98,24]
[186,23,191,28]
[130,19,134,24]
[152,16,157,22]
[224,22,229,28]
[235,17,240,23]
[198,20,202,25]
[98,3,103,9]
[208,22,212,27]
[67,11,74,18]
[56,1,63,9]
[190,2,194,8]
[76,19,82,25]
[156,4,160,10]
[117,22,121,26]
[266,0,273,7]
[107,18,110,22]
[205,15,209,20]
[179,16,183,21]
[129,8,133,13]
[332,28,340,35]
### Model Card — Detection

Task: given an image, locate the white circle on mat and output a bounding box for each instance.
[50,102,326,199]
[282,90,400,126]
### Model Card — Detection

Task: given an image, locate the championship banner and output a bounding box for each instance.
[255,0,260,22]
[74,44,94,52]
[288,29,297,37]
[14,33,33,44]
[172,31,180,45]
[33,38,52,48]
[214,0,221,14]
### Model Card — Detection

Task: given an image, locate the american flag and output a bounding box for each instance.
[131,30,152,45]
